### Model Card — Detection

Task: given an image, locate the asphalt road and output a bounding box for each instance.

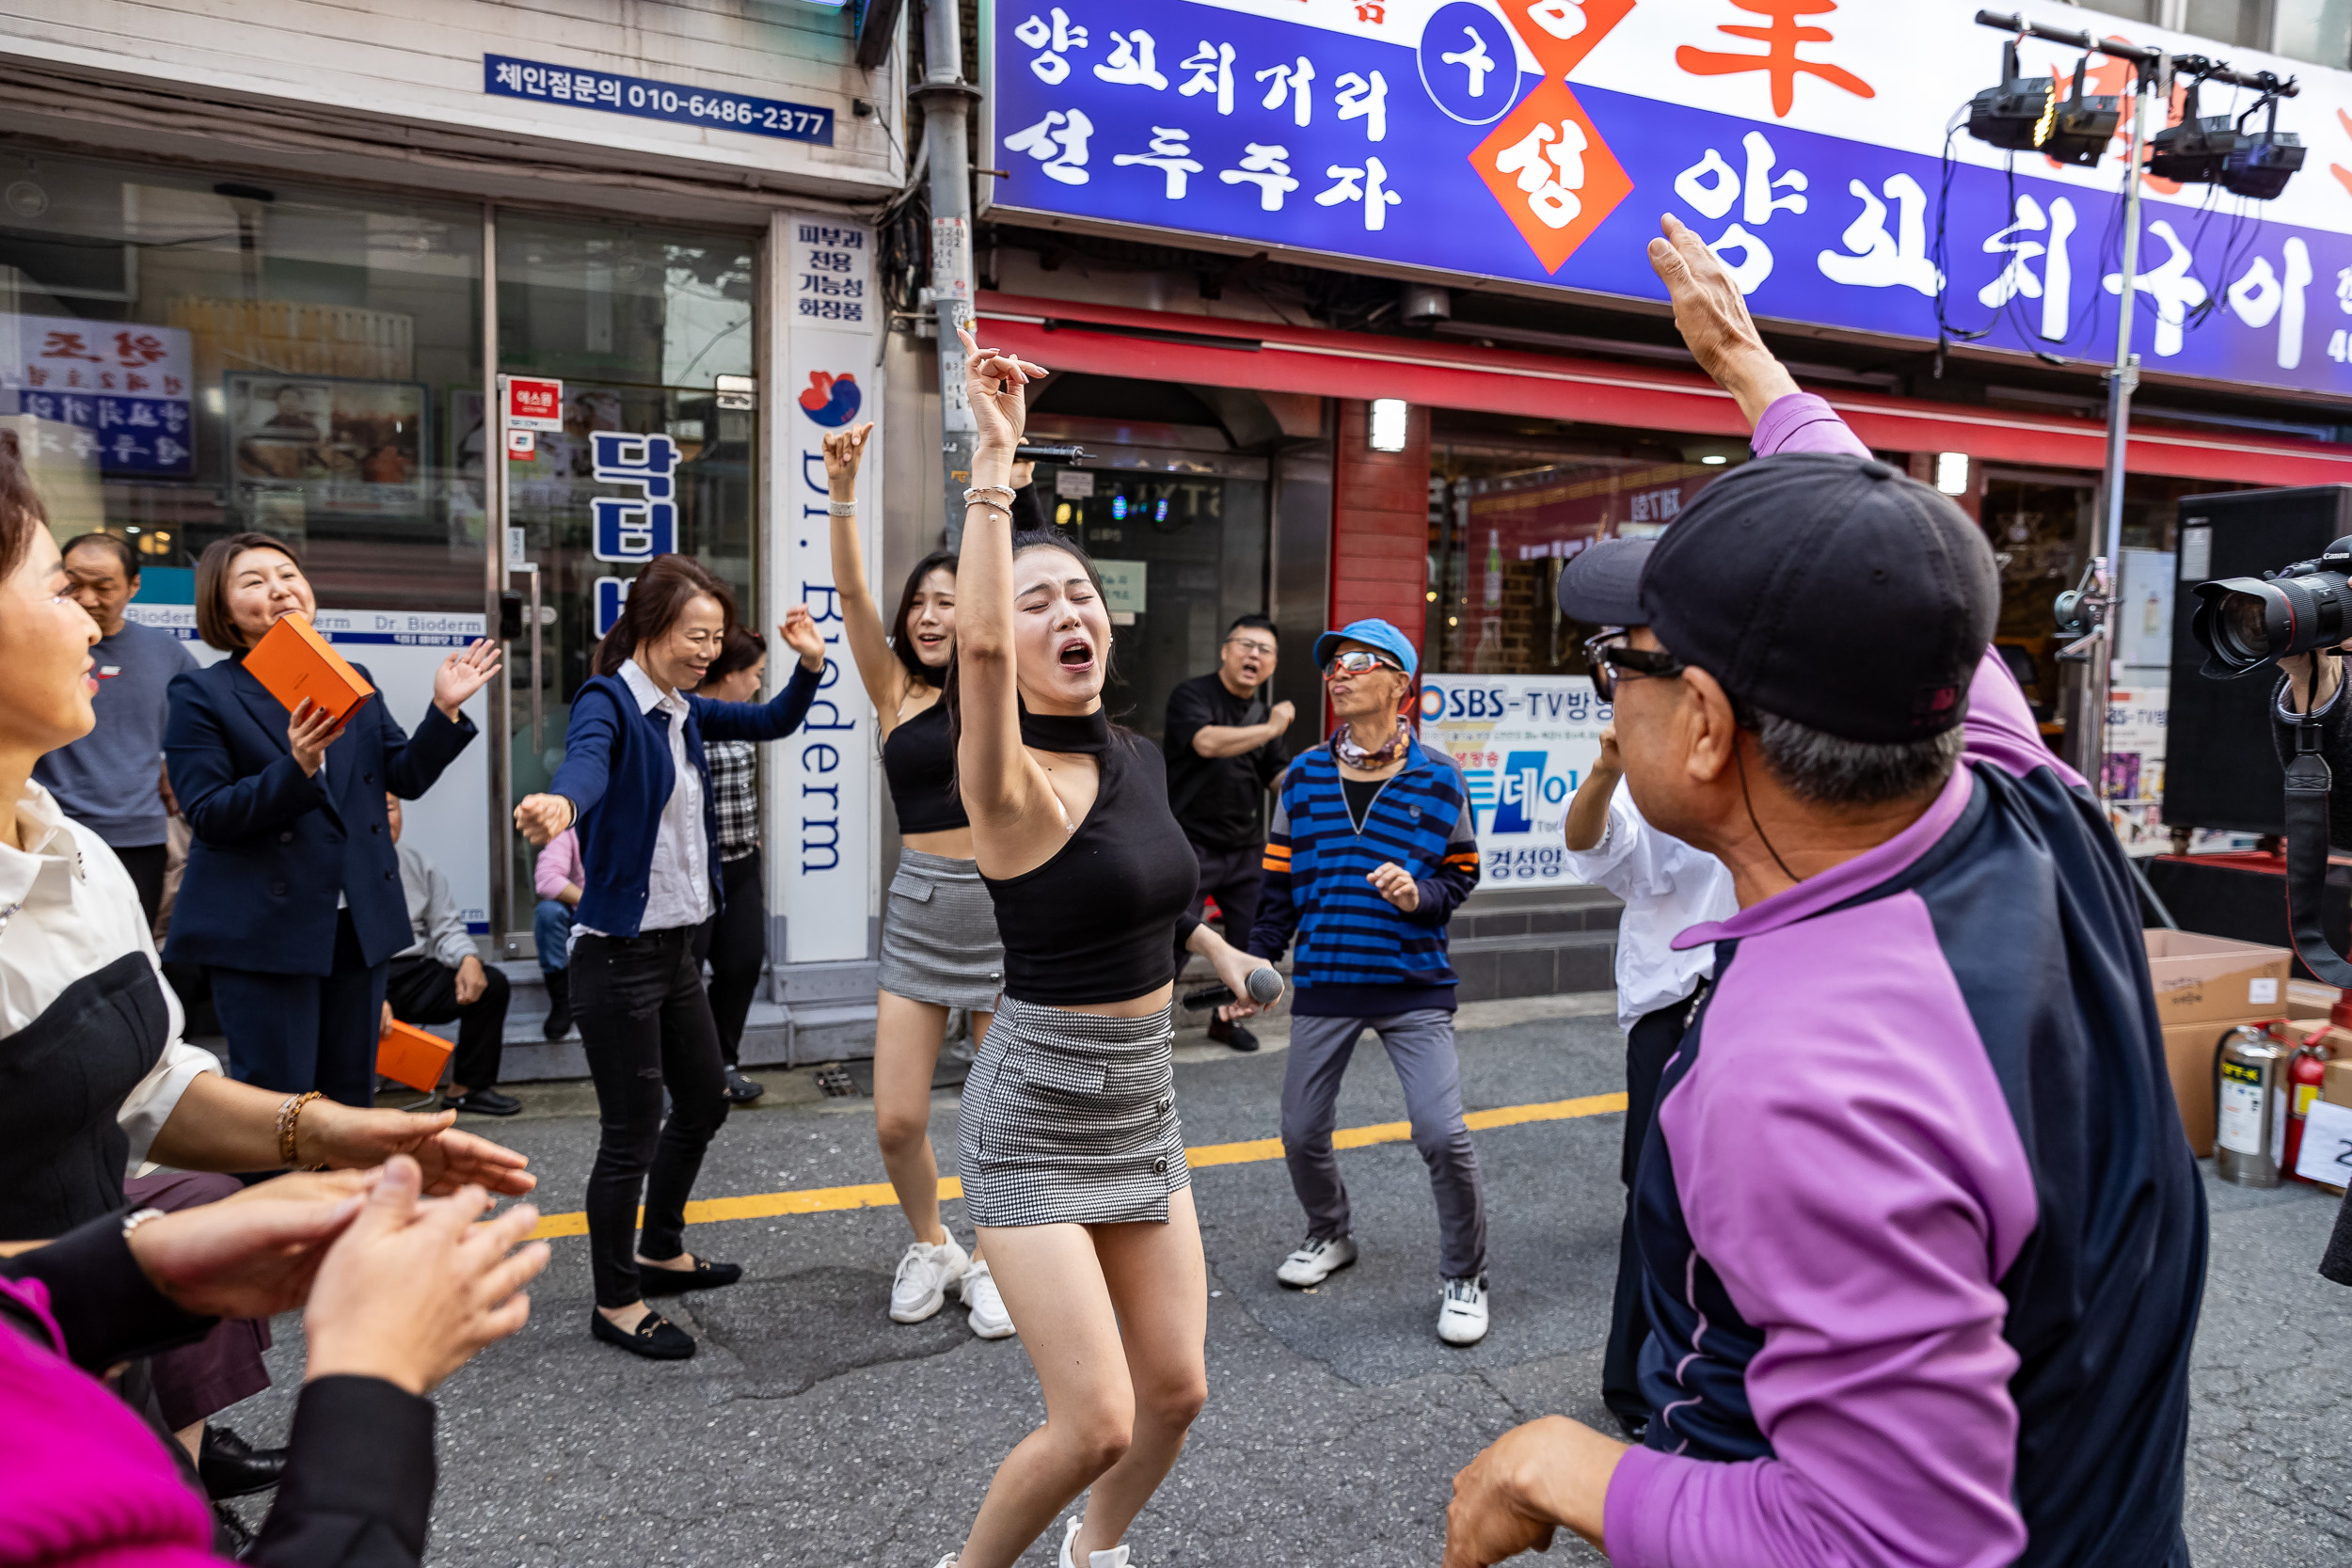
[215,997,2352,1566]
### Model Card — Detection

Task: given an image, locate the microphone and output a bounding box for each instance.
[1181,966,1285,1011]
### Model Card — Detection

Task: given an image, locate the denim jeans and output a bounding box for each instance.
[533,898,575,973]
[573,923,728,1308]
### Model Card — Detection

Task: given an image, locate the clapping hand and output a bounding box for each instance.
[124,1170,375,1321]
[780,605,827,672]
[432,639,502,721]
[303,1101,536,1197]
[299,1156,548,1397]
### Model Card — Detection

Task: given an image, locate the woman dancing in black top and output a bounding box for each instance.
[931,328,1270,1568]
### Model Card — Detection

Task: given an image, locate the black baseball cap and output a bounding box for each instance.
[1558,537,1655,626]
[1637,452,1996,744]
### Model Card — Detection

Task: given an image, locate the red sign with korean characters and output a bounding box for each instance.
[505,376,563,432]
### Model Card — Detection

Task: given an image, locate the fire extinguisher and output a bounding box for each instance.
[2217,1022,2290,1188]
[2282,1023,2337,1182]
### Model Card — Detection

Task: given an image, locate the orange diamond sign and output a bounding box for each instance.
[1473,80,1631,276]
[1474,0,1634,276]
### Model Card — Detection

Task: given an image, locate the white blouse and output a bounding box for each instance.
[0,782,219,1172]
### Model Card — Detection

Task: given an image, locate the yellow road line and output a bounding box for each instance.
[527,1090,1628,1241]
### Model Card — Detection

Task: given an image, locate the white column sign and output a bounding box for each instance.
[771,213,882,964]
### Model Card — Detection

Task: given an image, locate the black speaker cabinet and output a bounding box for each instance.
[2164,484,2352,835]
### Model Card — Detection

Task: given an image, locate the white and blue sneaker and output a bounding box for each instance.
[1438,1274,1489,1346]
[1277,1234,1359,1288]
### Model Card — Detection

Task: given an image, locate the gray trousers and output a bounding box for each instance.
[1280,1009,1487,1279]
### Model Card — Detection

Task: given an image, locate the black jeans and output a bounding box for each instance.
[384,955,511,1091]
[574,923,729,1308]
[1603,990,1700,1432]
[706,850,766,1068]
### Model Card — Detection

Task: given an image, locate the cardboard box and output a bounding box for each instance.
[2327,1057,2352,1111]
[376,1018,453,1094]
[245,611,374,725]
[2288,979,2343,1021]
[2143,930,2293,1025]
[2163,1014,2298,1158]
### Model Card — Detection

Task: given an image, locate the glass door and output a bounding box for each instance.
[493,215,756,948]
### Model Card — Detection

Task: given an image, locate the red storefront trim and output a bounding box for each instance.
[978,291,2352,486]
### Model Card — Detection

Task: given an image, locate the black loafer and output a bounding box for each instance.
[1207,1017,1261,1053]
[449,1087,522,1117]
[637,1256,744,1295]
[723,1069,765,1103]
[198,1423,288,1499]
[589,1307,696,1359]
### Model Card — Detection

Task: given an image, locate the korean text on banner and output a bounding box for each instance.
[774,214,882,965]
[983,0,2352,401]
[1420,673,1610,887]
[2,314,195,476]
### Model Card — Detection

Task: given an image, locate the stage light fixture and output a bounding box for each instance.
[2222,87,2304,199]
[2148,70,2239,183]
[1967,40,2120,166]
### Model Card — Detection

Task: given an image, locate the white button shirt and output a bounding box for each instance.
[0,782,220,1171]
[577,658,714,942]
[1562,780,1739,1032]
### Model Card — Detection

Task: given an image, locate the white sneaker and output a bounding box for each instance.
[889,1237,970,1323]
[1059,1515,1130,1568]
[961,1259,1017,1339]
[1276,1234,1359,1288]
[1438,1275,1489,1346]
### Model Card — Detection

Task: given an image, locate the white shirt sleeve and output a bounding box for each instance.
[1564,782,1661,900]
[117,1036,222,1174]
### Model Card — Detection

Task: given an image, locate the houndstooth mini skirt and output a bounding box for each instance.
[955,996,1189,1228]
[878,850,1006,1011]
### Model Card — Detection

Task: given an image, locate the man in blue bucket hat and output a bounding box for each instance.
[1246,616,1492,1344]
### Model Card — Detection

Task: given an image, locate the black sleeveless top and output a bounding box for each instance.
[981,710,1200,1006]
[0,953,168,1241]
[881,698,969,833]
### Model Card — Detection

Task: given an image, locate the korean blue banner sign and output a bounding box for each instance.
[980,0,2352,400]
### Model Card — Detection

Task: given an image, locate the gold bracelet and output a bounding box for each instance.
[276,1090,324,1167]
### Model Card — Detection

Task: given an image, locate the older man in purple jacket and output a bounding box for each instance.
[1443,217,2205,1568]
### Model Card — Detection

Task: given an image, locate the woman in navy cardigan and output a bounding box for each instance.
[165,532,496,1107]
[515,553,824,1361]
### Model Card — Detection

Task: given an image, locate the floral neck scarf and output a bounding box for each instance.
[1331,717,1410,769]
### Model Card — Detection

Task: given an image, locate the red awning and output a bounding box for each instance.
[977,291,2352,488]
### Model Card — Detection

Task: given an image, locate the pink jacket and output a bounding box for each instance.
[0,1275,217,1566]
[532,828,582,902]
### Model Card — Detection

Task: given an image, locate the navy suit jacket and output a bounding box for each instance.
[163,656,478,975]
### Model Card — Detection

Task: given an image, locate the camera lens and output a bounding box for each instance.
[2220,591,2276,663]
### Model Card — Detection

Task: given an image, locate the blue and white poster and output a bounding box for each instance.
[1421,673,1610,887]
[982,0,2352,399]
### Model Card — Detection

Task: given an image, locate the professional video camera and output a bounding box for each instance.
[2189,540,2352,985]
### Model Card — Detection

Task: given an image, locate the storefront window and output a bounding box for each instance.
[0,150,482,609]
[493,214,759,931]
[1422,409,1746,676]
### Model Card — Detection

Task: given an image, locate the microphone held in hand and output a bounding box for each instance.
[1181,966,1284,1012]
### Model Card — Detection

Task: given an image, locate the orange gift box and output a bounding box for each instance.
[377,1018,453,1093]
[246,611,375,726]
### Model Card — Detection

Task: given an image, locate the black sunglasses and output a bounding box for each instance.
[1581,629,1687,703]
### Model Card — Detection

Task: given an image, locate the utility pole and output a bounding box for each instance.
[913,0,980,547]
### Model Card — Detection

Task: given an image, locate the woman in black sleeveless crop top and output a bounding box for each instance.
[930,325,1276,1568]
[821,422,1014,1337]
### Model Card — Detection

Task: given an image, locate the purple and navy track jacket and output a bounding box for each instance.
[1601,396,2206,1568]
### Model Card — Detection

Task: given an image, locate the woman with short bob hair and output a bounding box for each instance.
[930,327,1271,1568]
[165,531,500,1107]
[515,554,828,1361]
[820,420,1017,1337]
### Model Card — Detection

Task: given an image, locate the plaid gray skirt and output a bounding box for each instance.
[878,849,1005,1010]
[956,997,1189,1228]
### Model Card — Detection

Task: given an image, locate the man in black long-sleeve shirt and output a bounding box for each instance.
[1165,613,1295,1052]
